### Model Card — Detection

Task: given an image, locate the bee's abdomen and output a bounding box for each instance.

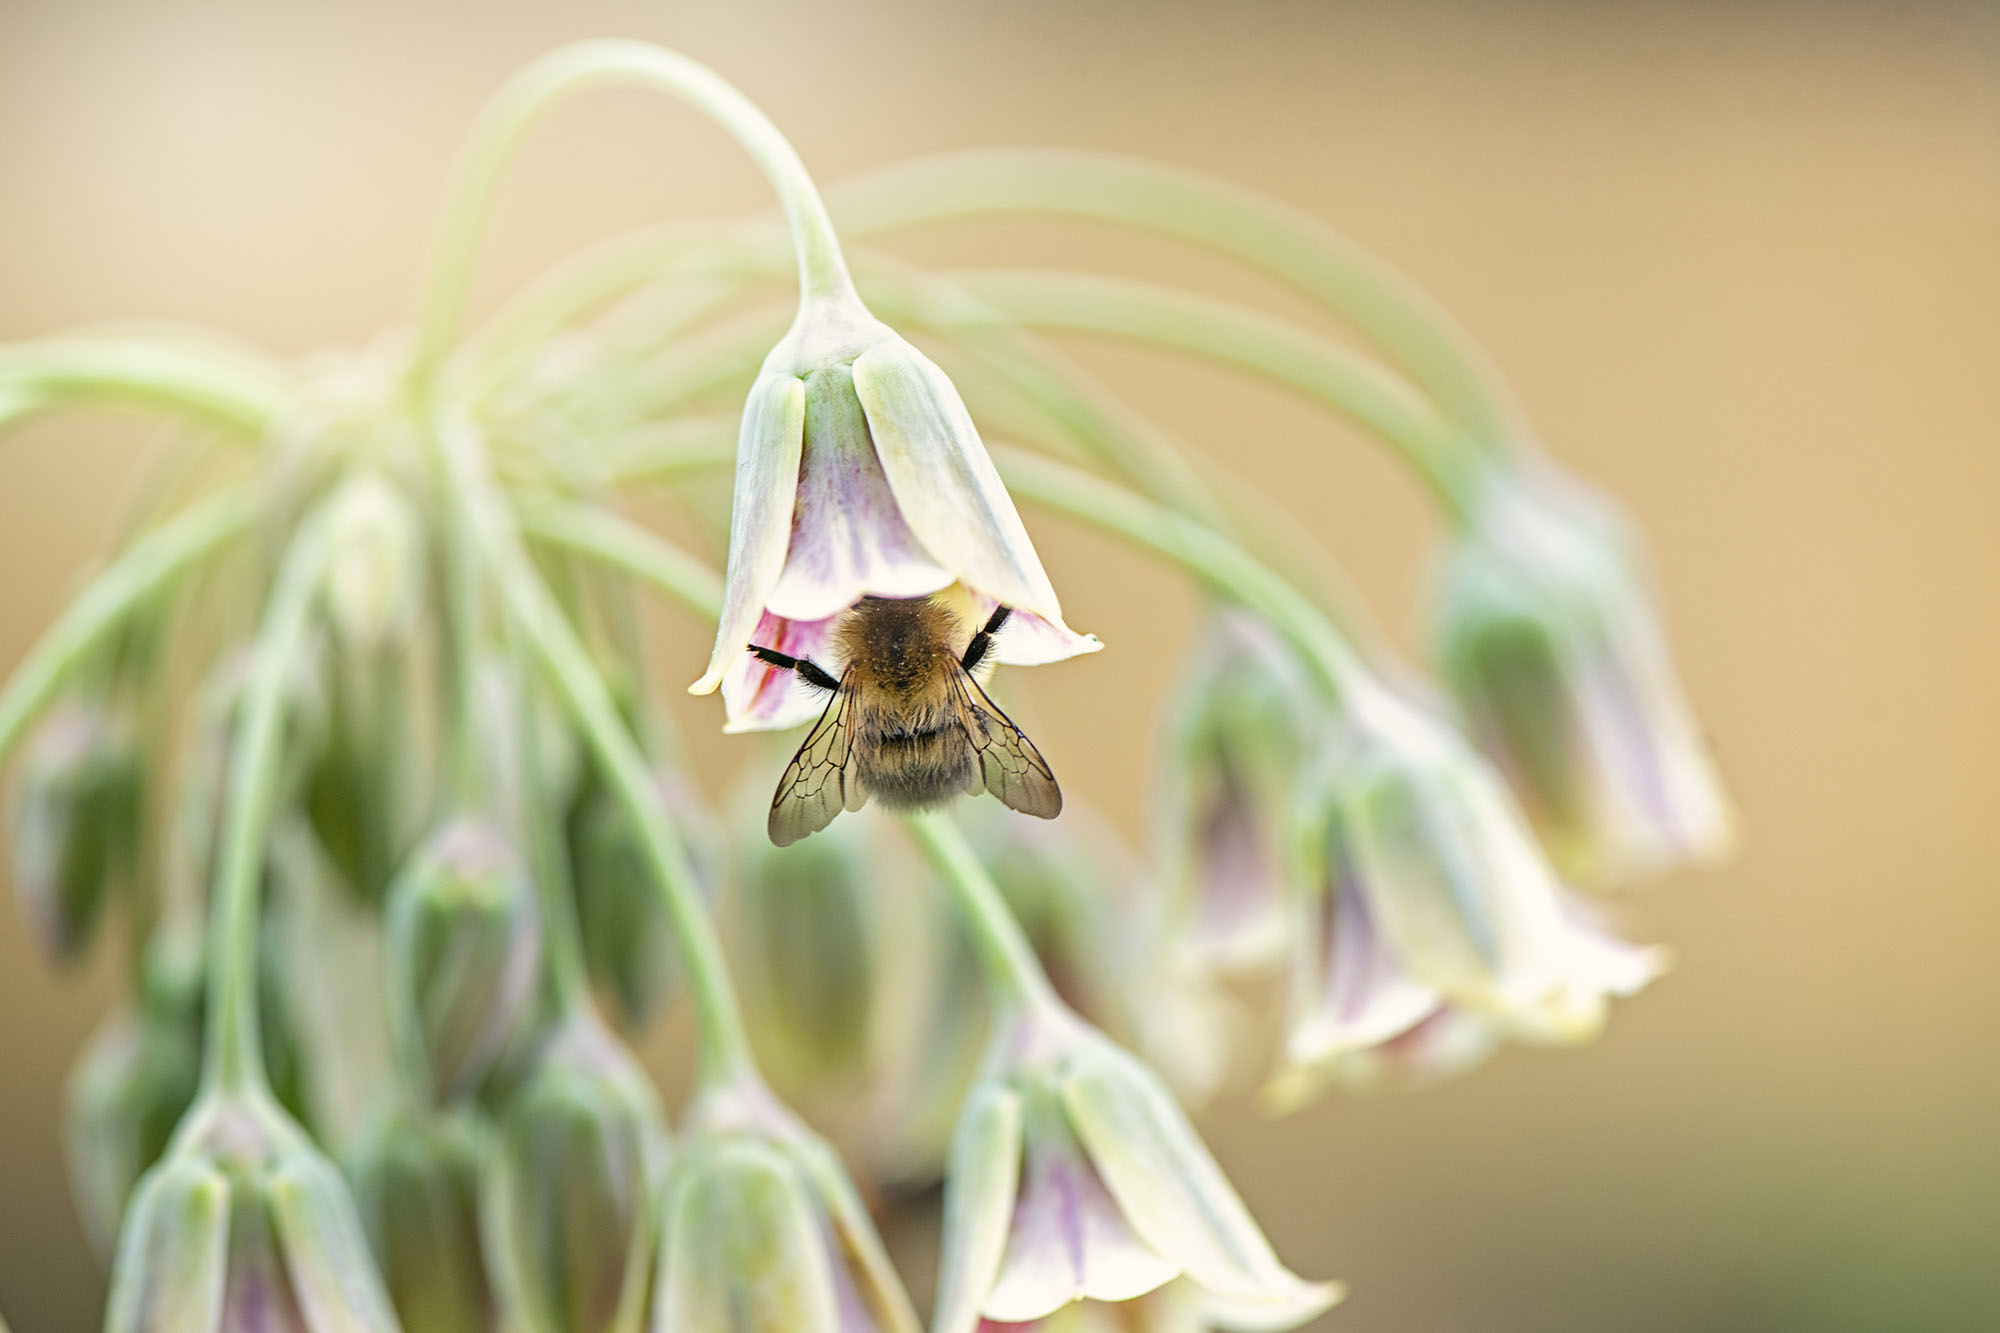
[856,721,975,811]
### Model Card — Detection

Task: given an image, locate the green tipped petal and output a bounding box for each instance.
[103,1157,230,1333]
[931,1084,1023,1333]
[693,371,806,694]
[264,1150,402,1330]
[653,1139,840,1333]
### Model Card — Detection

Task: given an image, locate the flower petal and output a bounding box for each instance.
[985,1089,1179,1323]
[766,365,955,622]
[723,612,841,733]
[1060,1047,1333,1317]
[1284,872,1442,1070]
[694,372,807,695]
[963,593,1102,667]
[654,1139,842,1333]
[266,1150,402,1330]
[851,338,1067,629]
[933,1085,1025,1333]
[103,1157,230,1333]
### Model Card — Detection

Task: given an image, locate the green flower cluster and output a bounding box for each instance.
[0,40,1731,1333]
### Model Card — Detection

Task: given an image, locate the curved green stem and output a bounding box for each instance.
[946,268,1484,516]
[989,445,1372,704]
[512,639,593,1014]
[0,490,255,770]
[904,811,1063,1018]
[824,149,1526,450]
[514,494,724,620]
[202,511,335,1098]
[410,39,856,395]
[433,414,757,1093]
[0,336,293,437]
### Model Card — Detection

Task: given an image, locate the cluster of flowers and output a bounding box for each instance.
[0,40,1732,1333]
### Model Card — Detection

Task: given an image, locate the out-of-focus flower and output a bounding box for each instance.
[485,1012,668,1333]
[103,1090,400,1333]
[385,818,543,1104]
[320,472,424,653]
[64,1007,202,1260]
[650,1078,920,1333]
[1153,609,1324,975]
[347,1110,495,1333]
[1263,686,1667,1109]
[689,297,1097,732]
[728,808,879,1089]
[571,768,719,1028]
[933,1009,1339,1333]
[1432,465,1733,884]
[7,696,144,961]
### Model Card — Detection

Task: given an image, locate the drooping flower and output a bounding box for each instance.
[1432,464,1733,884]
[346,1110,496,1333]
[1263,684,1667,1108]
[64,1005,201,1260]
[651,1076,920,1333]
[1153,609,1325,975]
[933,1007,1339,1333]
[689,295,1098,732]
[7,695,144,961]
[103,1090,401,1333]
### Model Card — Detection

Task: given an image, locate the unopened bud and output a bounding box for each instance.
[487,1014,669,1333]
[63,1009,201,1261]
[385,818,543,1105]
[7,698,143,960]
[347,1110,495,1333]
[322,472,424,652]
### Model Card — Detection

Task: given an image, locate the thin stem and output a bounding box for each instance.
[0,490,255,770]
[0,336,293,437]
[433,414,757,1092]
[512,638,593,1013]
[513,494,724,620]
[201,511,335,1098]
[946,268,1483,517]
[824,149,1526,450]
[989,444,1371,705]
[409,39,855,395]
[903,811,1063,1018]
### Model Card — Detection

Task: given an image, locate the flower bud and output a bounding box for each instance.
[103,1091,400,1333]
[486,1013,668,1333]
[1154,610,1321,974]
[571,768,718,1027]
[385,818,543,1104]
[63,1008,202,1260]
[321,472,424,652]
[729,809,877,1089]
[1432,466,1733,883]
[347,1110,495,1333]
[7,697,143,960]
[652,1080,919,1333]
[934,1011,1338,1333]
[1262,687,1666,1108]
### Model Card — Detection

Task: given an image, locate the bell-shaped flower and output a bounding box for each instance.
[1153,610,1323,974]
[7,695,144,961]
[347,1110,496,1333]
[384,818,543,1104]
[1431,465,1733,884]
[651,1077,920,1333]
[933,1007,1339,1333]
[103,1089,400,1332]
[688,295,1097,732]
[1262,686,1666,1110]
[485,1012,670,1333]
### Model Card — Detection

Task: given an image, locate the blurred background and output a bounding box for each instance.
[2,1,1996,1330]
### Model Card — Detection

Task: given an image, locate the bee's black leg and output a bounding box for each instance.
[960,606,1012,674]
[748,644,841,694]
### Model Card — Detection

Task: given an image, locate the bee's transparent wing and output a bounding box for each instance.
[769,684,865,846]
[952,669,1062,820]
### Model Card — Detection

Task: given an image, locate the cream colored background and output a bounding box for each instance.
[2,2,1997,1330]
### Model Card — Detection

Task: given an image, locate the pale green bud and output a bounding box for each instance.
[321,472,424,653]
[103,1091,400,1333]
[1431,466,1733,884]
[7,697,143,960]
[64,1009,201,1261]
[385,818,542,1104]
[485,1014,668,1333]
[346,1111,494,1333]
[652,1080,919,1333]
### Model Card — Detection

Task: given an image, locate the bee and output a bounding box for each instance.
[748,596,1061,846]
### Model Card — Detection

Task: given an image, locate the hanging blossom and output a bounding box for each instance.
[1263,683,1667,1109]
[1431,463,1733,885]
[689,294,1099,732]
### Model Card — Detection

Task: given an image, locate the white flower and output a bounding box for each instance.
[689,295,1097,732]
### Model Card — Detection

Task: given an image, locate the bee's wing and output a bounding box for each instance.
[951,669,1062,820]
[769,683,866,846]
